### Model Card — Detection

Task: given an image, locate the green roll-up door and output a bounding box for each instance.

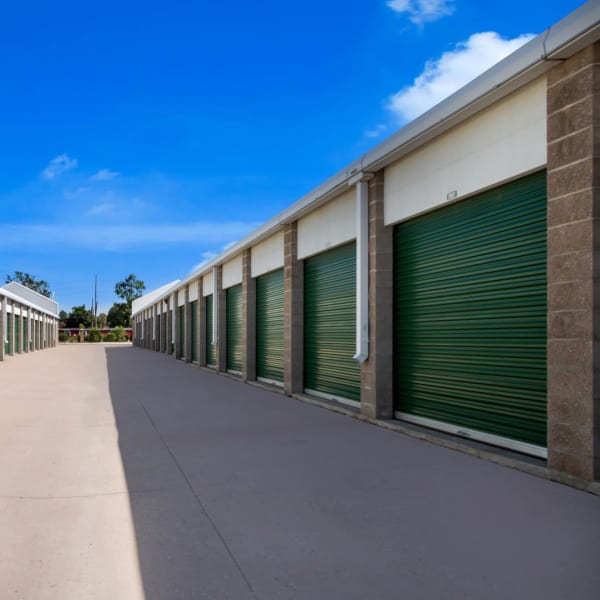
[256,269,284,382]
[394,171,547,450]
[15,314,20,353]
[191,300,198,363]
[226,284,243,373]
[304,242,360,402]
[206,295,216,367]
[178,305,184,359]
[23,317,28,352]
[4,311,10,354]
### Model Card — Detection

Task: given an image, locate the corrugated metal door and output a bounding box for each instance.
[190,300,198,363]
[206,295,216,367]
[394,171,547,451]
[23,317,28,352]
[5,312,10,354]
[15,315,20,353]
[178,305,184,359]
[304,242,360,402]
[256,269,284,382]
[226,285,243,372]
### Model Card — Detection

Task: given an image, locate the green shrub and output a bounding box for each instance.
[104,332,117,342]
[112,326,128,342]
[67,336,78,343]
[58,333,69,342]
[86,328,103,342]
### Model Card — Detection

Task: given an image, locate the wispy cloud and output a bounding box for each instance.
[0,221,261,252]
[42,154,78,180]
[87,203,116,216]
[90,168,119,182]
[386,0,455,26]
[365,124,389,139]
[387,31,535,123]
[189,251,219,273]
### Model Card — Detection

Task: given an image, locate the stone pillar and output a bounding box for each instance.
[215,266,227,372]
[18,306,24,354]
[242,249,256,382]
[8,302,15,355]
[0,295,5,361]
[197,279,206,367]
[166,299,173,355]
[361,172,394,419]
[174,291,182,359]
[284,222,303,395]
[184,286,192,363]
[547,42,600,483]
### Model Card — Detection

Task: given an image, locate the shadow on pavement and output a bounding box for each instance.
[105,346,600,600]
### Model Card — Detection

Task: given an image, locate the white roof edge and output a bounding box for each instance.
[0,288,60,318]
[132,1,600,315]
[132,280,181,315]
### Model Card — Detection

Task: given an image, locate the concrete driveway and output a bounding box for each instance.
[0,344,598,599]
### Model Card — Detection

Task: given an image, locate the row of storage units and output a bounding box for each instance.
[132,3,600,485]
[0,283,60,360]
[133,170,546,458]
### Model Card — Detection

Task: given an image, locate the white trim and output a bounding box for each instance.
[304,388,360,409]
[227,369,242,376]
[394,411,547,459]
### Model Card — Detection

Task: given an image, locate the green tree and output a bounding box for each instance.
[65,305,92,329]
[114,274,145,308]
[6,271,51,297]
[107,302,130,328]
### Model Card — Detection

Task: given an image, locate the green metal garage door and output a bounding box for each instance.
[256,269,284,383]
[191,300,198,363]
[394,171,547,453]
[178,305,184,359]
[23,317,28,352]
[304,242,360,403]
[226,285,243,373]
[15,314,20,353]
[206,295,216,367]
[4,312,10,354]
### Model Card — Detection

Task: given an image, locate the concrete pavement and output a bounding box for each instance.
[0,344,599,599]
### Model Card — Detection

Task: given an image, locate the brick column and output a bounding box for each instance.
[0,295,5,361]
[174,294,182,359]
[8,302,15,355]
[242,249,256,382]
[197,279,205,367]
[361,172,394,419]
[160,305,167,353]
[184,286,192,363]
[284,222,303,395]
[165,299,172,355]
[547,43,600,482]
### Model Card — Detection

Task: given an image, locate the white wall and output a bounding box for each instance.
[203,272,214,296]
[297,188,356,259]
[251,231,284,278]
[222,254,243,289]
[384,77,547,225]
[177,289,185,307]
[189,281,199,302]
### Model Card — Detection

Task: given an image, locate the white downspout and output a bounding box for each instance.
[212,267,219,345]
[353,177,370,363]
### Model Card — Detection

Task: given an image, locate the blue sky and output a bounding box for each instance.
[0,0,585,313]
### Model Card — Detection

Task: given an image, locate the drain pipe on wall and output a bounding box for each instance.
[212,266,219,346]
[350,173,372,363]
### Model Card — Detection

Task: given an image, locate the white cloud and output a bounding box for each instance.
[0,221,261,252]
[189,251,219,273]
[42,154,78,180]
[387,0,455,25]
[387,31,536,123]
[88,203,116,216]
[90,168,119,181]
[365,124,389,139]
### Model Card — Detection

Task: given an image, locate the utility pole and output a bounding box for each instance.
[92,275,98,328]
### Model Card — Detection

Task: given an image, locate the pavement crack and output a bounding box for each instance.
[0,488,165,500]
[138,403,260,600]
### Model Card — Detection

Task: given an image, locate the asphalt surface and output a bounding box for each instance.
[0,343,598,599]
